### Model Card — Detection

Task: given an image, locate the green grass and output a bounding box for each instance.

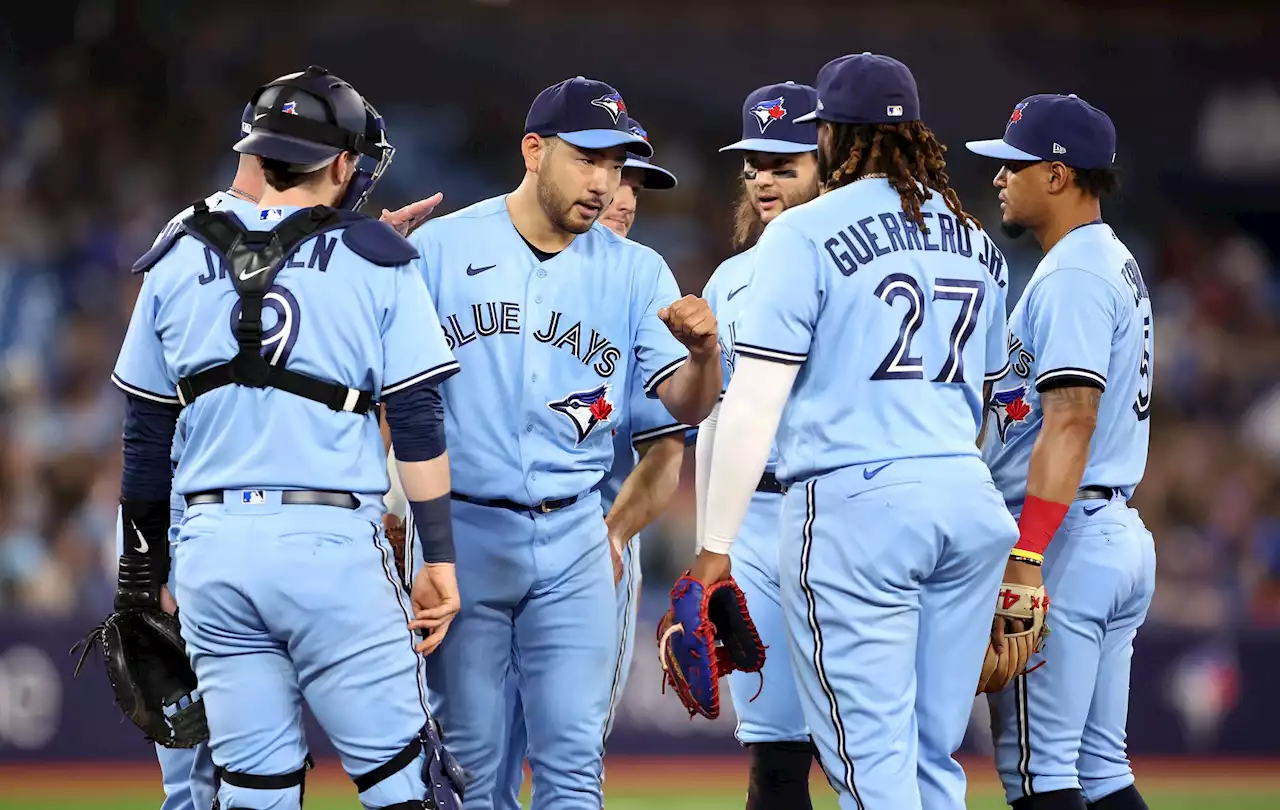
[3,787,1278,810]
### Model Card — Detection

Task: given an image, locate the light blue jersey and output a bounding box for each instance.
[598,364,687,509]
[409,195,688,504]
[113,204,458,496]
[736,178,1010,483]
[703,247,778,473]
[982,222,1152,511]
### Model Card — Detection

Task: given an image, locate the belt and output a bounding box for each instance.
[450,491,587,514]
[1075,486,1113,501]
[756,471,785,494]
[186,489,359,509]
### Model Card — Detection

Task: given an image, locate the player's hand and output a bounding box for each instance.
[383,513,408,583]
[658,296,719,359]
[609,534,625,586]
[687,549,731,585]
[160,585,178,617]
[380,193,443,237]
[992,556,1042,650]
[409,563,461,656]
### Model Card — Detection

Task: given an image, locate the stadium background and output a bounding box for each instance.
[1,0,1278,807]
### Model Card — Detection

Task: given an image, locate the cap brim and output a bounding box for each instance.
[965,138,1042,162]
[624,158,678,190]
[234,130,342,166]
[793,109,820,123]
[719,138,818,154]
[559,129,654,158]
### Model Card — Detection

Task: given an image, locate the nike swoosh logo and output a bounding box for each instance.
[863,462,893,480]
[131,521,149,554]
[727,284,748,301]
[238,265,271,282]
[254,113,266,121]
[1083,504,1106,516]
[466,264,495,276]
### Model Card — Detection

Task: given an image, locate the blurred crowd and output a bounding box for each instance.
[1,9,1278,633]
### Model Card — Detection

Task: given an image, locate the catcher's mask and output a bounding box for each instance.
[235,65,395,213]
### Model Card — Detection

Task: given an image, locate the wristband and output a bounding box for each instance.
[1009,549,1043,566]
[409,494,455,564]
[1015,495,1069,559]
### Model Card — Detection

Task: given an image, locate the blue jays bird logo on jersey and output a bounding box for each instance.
[990,384,1032,442]
[591,93,627,124]
[750,97,788,132]
[549,384,614,445]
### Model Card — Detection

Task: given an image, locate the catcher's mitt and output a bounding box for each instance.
[657,573,766,719]
[70,609,208,748]
[976,583,1050,695]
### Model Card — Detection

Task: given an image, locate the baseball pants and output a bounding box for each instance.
[988,497,1156,804]
[778,456,1018,810]
[173,493,432,810]
[424,494,617,810]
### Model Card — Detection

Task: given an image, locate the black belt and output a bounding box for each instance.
[1075,486,1113,501]
[451,491,587,514]
[756,471,785,494]
[186,489,358,509]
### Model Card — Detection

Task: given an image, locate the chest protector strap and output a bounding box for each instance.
[175,201,376,415]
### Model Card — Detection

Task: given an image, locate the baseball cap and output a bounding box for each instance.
[794,52,920,125]
[965,94,1116,171]
[719,82,818,154]
[525,77,653,158]
[621,119,677,190]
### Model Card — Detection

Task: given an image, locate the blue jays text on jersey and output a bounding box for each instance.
[734,178,1010,484]
[409,195,688,507]
[113,204,458,497]
[982,222,1153,512]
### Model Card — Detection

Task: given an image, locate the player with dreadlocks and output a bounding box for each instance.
[690,53,1018,810]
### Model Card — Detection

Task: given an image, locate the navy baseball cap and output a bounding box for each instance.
[719,82,818,154]
[525,77,653,158]
[795,52,920,125]
[621,119,677,190]
[966,94,1116,171]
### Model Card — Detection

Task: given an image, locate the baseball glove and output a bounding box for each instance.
[657,573,766,719]
[976,583,1051,695]
[70,609,208,748]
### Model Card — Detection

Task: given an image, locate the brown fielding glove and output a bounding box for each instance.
[383,513,409,589]
[976,583,1050,695]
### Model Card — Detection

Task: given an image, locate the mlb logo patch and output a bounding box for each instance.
[259,208,284,222]
[241,490,266,505]
[886,105,904,117]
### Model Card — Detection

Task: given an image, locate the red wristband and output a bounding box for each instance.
[1015,495,1070,560]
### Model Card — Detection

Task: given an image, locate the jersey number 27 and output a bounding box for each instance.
[871,273,984,384]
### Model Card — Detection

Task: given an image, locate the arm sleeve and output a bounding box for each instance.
[1027,268,1121,392]
[384,383,446,462]
[693,402,719,555]
[122,396,179,501]
[702,356,799,554]
[634,258,690,397]
[985,271,1012,382]
[381,264,460,396]
[733,224,821,365]
[112,272,179,404]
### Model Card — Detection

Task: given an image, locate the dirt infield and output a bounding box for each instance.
[3,756,1278,796]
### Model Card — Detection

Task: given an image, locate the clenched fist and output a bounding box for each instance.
[658,295,718,358]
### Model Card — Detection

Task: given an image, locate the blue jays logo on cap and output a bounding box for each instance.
[281,101,298,115]
[591,93,627,124]
[749,97,788,133]
[1009,102,1027,125]
[548,384,614,445]
[629,122,649,141]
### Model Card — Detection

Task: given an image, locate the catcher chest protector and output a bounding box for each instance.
[134,200,378,414]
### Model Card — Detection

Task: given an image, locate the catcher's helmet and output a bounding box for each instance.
[235,65,393,211]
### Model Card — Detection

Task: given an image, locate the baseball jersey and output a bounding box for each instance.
[597,363,688,511]
[982,222,1152,511]
[113,204,458,496]
[735,178,1010,484]
[409,195,688,505]
[703,247,778,474]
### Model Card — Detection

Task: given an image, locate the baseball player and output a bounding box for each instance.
[967,96,1155,810]
[697,81,821,810]
[494,114,686,810]
[406,77,721,809]
[111,66,464,810]
[689,53,1019,810]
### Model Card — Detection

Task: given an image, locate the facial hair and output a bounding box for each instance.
[536,171,594,235]
[1001,220,1028,239]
